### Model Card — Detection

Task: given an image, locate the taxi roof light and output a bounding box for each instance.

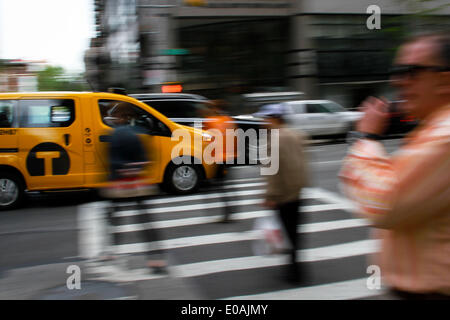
[162,84,183,93]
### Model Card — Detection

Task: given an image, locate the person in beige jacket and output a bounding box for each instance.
[256,103,309,283]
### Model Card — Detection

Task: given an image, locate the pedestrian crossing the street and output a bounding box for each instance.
[78,172,387,300]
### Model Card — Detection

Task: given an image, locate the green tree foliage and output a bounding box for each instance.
[37,66,89,91]
[380,0,450,61]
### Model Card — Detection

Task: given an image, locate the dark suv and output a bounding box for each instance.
[131,93,213,128]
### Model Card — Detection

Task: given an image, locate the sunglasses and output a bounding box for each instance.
[390,64,449,78]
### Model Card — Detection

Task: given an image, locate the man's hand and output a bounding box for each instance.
[356,97,390,135]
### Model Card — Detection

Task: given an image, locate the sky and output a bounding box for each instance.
[0,0,96,73]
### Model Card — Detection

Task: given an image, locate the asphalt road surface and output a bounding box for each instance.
[0,138,403,300]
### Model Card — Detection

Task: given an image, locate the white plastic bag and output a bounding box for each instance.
[252,215,292,256]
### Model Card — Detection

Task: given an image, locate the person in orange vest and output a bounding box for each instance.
[203,100,238,222]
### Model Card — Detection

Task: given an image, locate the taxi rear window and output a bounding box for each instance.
[19,99,75,128]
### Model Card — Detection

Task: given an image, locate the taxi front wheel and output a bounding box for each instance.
[0,172,25,211]
[164,163,202,194]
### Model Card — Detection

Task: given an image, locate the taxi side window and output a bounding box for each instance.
[98,99,171,137]
[19,99,75,128]
[0,100,15,128]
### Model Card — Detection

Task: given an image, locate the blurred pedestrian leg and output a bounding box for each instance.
[216,164,233,223]
[278,199,303,280]
[103,180,166,272]
[134,197,167,272]
[201,101,238,223]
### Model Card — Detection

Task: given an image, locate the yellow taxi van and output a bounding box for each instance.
[0,91,217,210]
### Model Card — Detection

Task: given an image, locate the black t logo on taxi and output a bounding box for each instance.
[26,143,70,176]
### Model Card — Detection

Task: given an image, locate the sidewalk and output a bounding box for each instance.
[0,254,206,300]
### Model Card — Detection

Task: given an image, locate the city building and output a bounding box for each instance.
[86,0,450,109]
[0,59,46,92]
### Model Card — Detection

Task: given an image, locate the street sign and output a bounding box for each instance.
[160,49,190,56]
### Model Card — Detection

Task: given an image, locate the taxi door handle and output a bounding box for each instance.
[64,134,71,146]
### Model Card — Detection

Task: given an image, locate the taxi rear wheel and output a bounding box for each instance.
[0,172,24,211]
[164,163,202,194]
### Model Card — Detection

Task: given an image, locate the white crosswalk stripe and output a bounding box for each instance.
[112,215,368,233]
[109,187,355,217]
[111,229,375,254]
[168,239,379,278]
[222,278,386,300]
[78,175,383,299]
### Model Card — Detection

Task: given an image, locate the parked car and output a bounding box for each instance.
[238,91,305,115]
[131,93,214,129]
[251,99,363,139]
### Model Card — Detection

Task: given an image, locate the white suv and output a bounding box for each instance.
[279,100,362,138]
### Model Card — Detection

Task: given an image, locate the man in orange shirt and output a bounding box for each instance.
[339,33,450,299]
